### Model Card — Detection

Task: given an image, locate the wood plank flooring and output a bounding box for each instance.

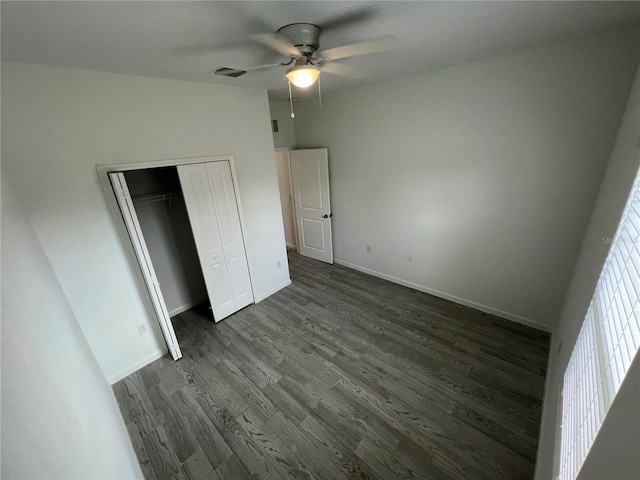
[114,251,550,480]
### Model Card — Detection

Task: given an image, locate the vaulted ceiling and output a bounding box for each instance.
[2,1,639,101]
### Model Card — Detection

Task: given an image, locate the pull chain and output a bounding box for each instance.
[318,73,322,106]
[288,80,295,119]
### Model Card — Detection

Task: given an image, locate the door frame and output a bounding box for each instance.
[96,154,255,356]
[274,147,299,251]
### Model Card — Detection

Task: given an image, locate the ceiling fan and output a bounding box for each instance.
[212,22,399,89]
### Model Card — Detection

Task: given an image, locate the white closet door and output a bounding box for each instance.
[290,148,333,263]
[205,161,254,311]
[178,162,253,321]
[109,172,182,360]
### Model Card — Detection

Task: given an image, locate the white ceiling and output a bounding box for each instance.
[2,1,639,101]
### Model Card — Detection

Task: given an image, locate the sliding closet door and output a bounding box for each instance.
[109,172,182,360]
[177,161,253,321]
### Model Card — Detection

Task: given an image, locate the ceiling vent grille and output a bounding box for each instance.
[213,67,247,78]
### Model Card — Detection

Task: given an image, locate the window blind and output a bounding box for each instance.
[559,171,640,480]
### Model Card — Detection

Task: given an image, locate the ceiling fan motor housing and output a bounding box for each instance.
[277,23,321,56]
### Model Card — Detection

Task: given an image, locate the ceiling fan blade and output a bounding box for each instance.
[245,62,288,72]
[320,6,377,32]
[319,62,363,79]
[252,33,300,58]
[315,34,399,62]
[172,42,254,57]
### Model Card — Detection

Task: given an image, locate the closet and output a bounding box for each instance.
[108,159,254,360]
[124,167,207,317]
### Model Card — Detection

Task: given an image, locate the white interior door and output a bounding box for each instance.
[178,161,254,322]
[290,148,333,264]
[109,172,182,360]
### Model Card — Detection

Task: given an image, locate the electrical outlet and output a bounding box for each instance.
[407,254,413,263]
[137,323,148,335]
[366,245,372,253]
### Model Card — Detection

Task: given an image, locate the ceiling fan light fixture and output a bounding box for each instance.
[286,64,320,88]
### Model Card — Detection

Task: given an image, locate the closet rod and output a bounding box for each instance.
[132,190,182,214]
[131,190,181,205]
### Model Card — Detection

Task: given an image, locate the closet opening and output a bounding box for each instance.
[124,167,208,320]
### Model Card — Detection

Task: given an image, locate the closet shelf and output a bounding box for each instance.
[132,190,182,214]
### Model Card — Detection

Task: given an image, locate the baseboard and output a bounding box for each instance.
[286,243,297,250]
[168,296,208,317]
[333,258,552,333]
[108,349,166,385]
[254,279,292,303]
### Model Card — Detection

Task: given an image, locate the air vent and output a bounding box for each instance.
[272,120,279,133]
[213,67,247,78]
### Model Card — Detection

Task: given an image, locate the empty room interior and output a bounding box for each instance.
[2,2,640,479]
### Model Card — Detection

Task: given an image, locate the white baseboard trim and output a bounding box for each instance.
[254,279,292,303]
[168,297,208,317]
[334,258,552,333]
[108,349,166,385]
[286,243,297,250]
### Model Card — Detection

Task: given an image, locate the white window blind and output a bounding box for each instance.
[559,171,640,480]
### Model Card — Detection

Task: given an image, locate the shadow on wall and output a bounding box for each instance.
[1,180,143,479]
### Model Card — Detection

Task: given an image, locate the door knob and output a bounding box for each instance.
[323,213,333,219]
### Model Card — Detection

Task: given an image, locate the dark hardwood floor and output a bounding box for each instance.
[114,251,550,480]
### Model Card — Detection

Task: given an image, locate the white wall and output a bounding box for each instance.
[293,28,639,330]
[1,180,143,479]
[269,101,297,148]
[2,62,291,382]
[135,198,207,315]
[535,65,640,480]
[275,150,297,248]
